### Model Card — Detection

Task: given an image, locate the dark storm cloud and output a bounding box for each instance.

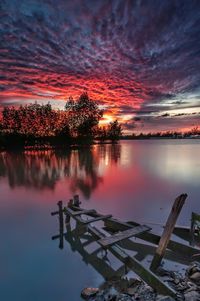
[0,0,200,131]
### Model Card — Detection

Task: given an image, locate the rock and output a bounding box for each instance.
[115,279,129,292]
[173,277,181,285]
[184,290,200,301]
[116,294,134,301]
[106,294,117,301]
[184,281,198,293]
[175,280,189,291]
[189,271,200,283]
[156,268,172,277]
[81,287,99,299]
[156,296,175,301]
[128,278,142,287]
[126,287,137,295]
[186,262,200,277]
[134,282,156,301]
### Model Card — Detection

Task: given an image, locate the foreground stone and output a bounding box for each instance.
[184,290,200,301]
[156,296,176,301]
[186,261,200,285]
[81,278,158,301]
[81,287,99,299]
[81,262,200,301]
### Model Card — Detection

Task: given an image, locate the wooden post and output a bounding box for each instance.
[190,212,200,246]
[191,212,195,246]
[57,200,64,249]
[64,208,71,228]
[150,193,187,271]
[68,199,73,207]
[73,195,81,207]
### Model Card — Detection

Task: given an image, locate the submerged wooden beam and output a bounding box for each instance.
[150,194,187,271]
[64,229,119,280]
[52,200,200,297]
[104,219,200,260]
[173,226,190,241]
[71,209,96,216]
[65,207,111,224]
[64,204,200,258]
[88,225,177,298]
[79,214,112,225]
[98,225,151,247]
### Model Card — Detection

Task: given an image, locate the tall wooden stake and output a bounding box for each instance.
[150,193,187,271]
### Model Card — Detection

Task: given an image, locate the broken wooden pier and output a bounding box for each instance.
[51,194,200,298]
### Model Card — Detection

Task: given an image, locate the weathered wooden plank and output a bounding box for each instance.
[51,210,60,216]
[65,207,82,222]
[98,225,151,247]
[104,219,200,259]
[88,225,177,298]
[80,214,112,225]
[71,209,96,216]
[66,206,111,225]
[150,194,187,271]
[88,224,105,239]
[52,233,67,240]
[64,205,200,258]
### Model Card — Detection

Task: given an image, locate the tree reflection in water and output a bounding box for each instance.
[0,144,121,199]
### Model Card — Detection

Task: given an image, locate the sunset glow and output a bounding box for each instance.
[0,0,200,133]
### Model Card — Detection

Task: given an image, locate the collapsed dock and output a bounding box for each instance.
[51,194,200,299]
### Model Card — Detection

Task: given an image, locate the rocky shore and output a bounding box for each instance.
[81,262,200,301]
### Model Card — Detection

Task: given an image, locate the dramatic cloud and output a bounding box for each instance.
[0,0,200,132]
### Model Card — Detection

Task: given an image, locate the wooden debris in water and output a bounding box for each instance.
[51,193,200,298]
[87,225,177,298]
[150,194,187,271]
[98,225,151,247]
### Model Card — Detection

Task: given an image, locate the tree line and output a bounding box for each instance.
[0,92,122,149]
[122,126,200,140]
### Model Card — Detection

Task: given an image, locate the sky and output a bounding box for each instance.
[0,0,200,133]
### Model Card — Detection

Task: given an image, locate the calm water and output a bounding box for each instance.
[0,140,200,301]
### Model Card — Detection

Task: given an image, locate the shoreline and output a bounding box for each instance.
[81,264,200,301]
[0,137,199,152]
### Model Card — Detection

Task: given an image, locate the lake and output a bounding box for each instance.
[0,140,199,301]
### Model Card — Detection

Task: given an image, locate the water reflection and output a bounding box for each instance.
[53,224,122,280]
[0,144,121,199]
[1,140,199,301]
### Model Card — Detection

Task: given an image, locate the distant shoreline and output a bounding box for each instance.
[120,136,200,140]
[0,137,199,152]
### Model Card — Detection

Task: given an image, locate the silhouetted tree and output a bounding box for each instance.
[65,92,103,138]
[2,103,57,137]
[190,126,200,135]
[107,120,122,142]
[96,126,108,141]
[65,96,75,110]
